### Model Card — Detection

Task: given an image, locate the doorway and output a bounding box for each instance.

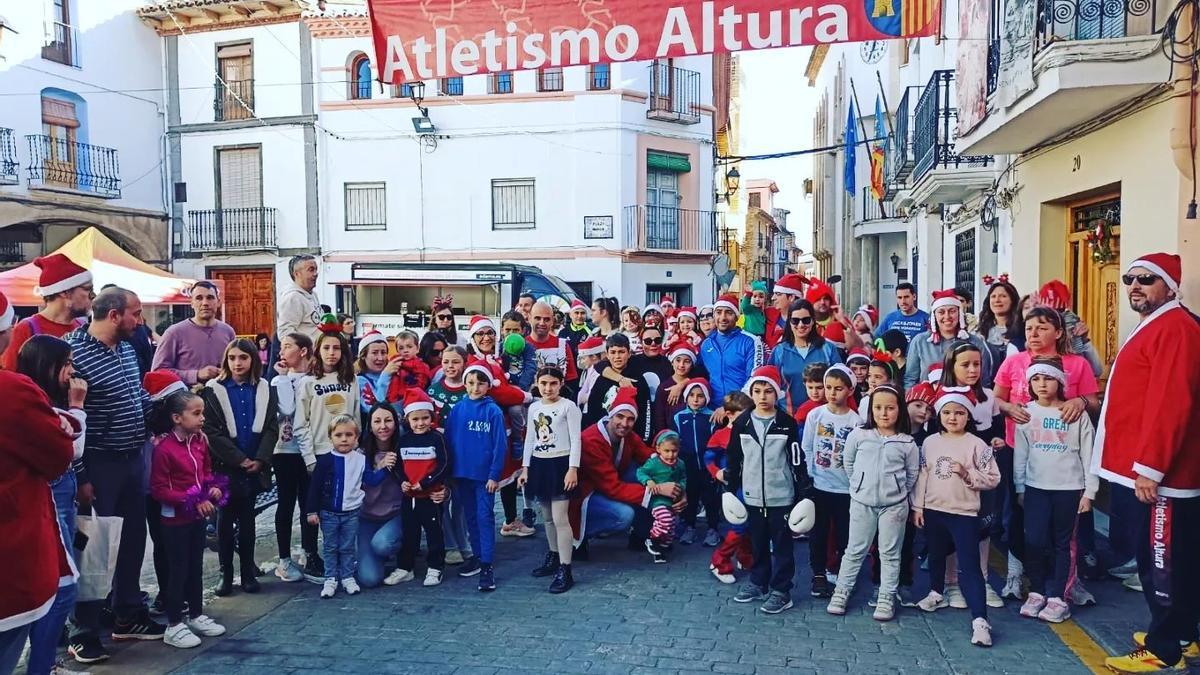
[211,267,275,337]
[1065,194,1121,382]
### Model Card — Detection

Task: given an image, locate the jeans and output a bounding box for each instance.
[995,446,1024,561]
[71,451,148,640]
[27,472,79,675]
[926,509,988,620]
[0,625,31,675]
[808,488,850,577]
[456,480,496,564]
[1023,487,1081,598]
[399,498,445,571]
[441,487,472,556]
[319,510,360,582]
[356,514,404,588]
[839,500,909,598]
[748,505,795,593]
[1134,494,1200,666]
[161,521,205,625]
[583,462,647,540]
[274,454,318,560]
[680,451,721,531]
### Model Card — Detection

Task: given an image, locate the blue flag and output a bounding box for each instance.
[874,95,888,152]
[844,99,856,195]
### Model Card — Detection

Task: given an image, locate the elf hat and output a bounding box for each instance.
[676,306,697,321]
[464,357,500,385]
[467,315,498,339]
[742,365,783,398]
[929,289,967,340]
[681,377,711,404]
[34,254,93,297]
[822,320,848,349]
[805,278,836,305]
[1128,252,1182,296]
[668,342,697,363]
[825,363,858,388]
[1038,280,1072,310]
[934,385,978,414]
[402,388,435,416]
[578,336,605,357]
[854,304,879,333]
[713,293,740,315]
[317,313,343,335]
[845,347,872,366]
[905,382,936,406]
[774,273,807,298]
[143,370,187,402]
[358,330,387,354]
[608,387,639,418]
[0,291,12,332]
[569,299,588,311]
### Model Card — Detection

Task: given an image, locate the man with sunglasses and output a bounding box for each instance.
[762,273,807,351]
[1094,253,1200,674]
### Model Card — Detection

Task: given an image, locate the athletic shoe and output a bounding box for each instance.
[320,579,337,598]
[985,585,1004,608]
[826,587,850,615]
[1133,632,1200,665]
[645,539,667,564]
[945,584,968,609]
[1124,575,1144,592]
[424,569,443,587]
[1020,592,1047,618]
[111,612,165,641]
[970,618,993,648]
[760,590,793,615]
[810,575,832,598]
[1001,574,1024,600]
[342,578,361,595]
[1103,649,1187,673]
[703,528,721,547]
[445,550,465,565]
[148,596,166,617]
[458,557,482,577]
[302,554,325,584]
[478,564,496,592]
[1080,551,1105,581]
[1108,558,1139,580]
[50,657,91,675]
[276,558,304,583]
[500,521,535,537]
[384,568,414,585]
[897,586,919,608]
[872,593,896,621]
[67,637,110,664]
[678,526,696,545]
[163,623,200,649]
[710,565,736,585]
[1038,597,1071,623]
[826,572,839,585]
[733,583,767,603]
[185,615,226,637]
[1069,581,1097,606]
[917,591,949,613]
[867,586,882,606]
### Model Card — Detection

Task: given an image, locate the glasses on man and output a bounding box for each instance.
[642,336,664,346]
[1121,274,1160,286]
[790,316,814,326]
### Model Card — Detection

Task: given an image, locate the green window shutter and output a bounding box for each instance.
[647,151,691,173]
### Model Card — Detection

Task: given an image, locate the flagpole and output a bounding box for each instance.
[876,70,895,138]
[850,78,886,217]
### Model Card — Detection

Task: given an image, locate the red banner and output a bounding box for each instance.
[366,0,940,84]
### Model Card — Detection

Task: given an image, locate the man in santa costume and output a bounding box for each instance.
[1,253,93,371]
[0,289,78,673]
[569,389,686,558]
[1095,253,1200,674]
[805,278,866,351]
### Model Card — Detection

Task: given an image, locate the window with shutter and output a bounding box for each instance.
[217,147,262,210]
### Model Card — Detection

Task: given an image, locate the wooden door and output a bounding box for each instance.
[1066,195,1121,384]
[211,267,275,337]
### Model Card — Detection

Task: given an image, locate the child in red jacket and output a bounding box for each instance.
[390,390,451,586]
[705,392,755,584]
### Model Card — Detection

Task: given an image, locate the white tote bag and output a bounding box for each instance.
[74,513,123,602]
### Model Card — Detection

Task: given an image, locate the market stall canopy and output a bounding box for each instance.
[0,227,213,305]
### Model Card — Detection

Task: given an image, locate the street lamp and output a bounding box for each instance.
[717,166,741,203]
[407,80,435,134]
[890,251,900,274]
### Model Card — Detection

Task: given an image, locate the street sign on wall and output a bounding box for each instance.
[366,0,941,84]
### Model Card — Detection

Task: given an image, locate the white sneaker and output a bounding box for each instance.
[985,585,1004,608]
[423,569,443,587]
[917,590,948,613]
[970,617,993,648]
[275,558,303,583]
[1068,581,1096,606]
[164,623,201,649]
[709,565,736,585]
[384,568,414,586]
[185,614,225,637]
[1001,574,1024,600]
[945,584,968,609]
[320,579,337,598]
[342,578,361,595]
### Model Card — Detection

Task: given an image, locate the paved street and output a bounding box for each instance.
[69,505,1175,675]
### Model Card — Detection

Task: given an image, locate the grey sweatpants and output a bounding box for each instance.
[836,499,910,598]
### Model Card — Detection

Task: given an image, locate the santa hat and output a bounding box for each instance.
[608,387,639,418]
[774,273,807,298]
[1128,253,1182,296]
[317,313,343,335]
[642,303,664,318]
[905,381,936,405]
[742,365,783,397]
[0,291,12,332]
[822,320,847,349]
[713,293,740,315]
[578,336,605,357]
[464,357,500,385]
[681,377,711,404]
[569,299,588,311]
[934,385,977,414]
[845,347,872,366]
[468,315,497,339]
[402,388,435,416]
[805,278,836,305]
[659,295,676,308]
[668,343,697,363]
[927,364,945,385]
[357,330,387,354]
[929,289,967,341]
[676,306,697,321]
[1026,359,1067,386]
[698,304,715,316]
[854,304,879,333]
[667,316,679,327]
[33,254,93,297]
[1038,280,1072,310]
[143,370,187,402]
[825,363,858,387]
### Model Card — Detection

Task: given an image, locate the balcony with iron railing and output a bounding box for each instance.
[185,207,277,252]
[215,79,254,121]
[26,135,121,198]
[42,21,80,67]
[623,205,719,253]
[886,86,918,192]
[646,63,701,125]
[861,187,896,222]
[0,128,18,185]
[912,71,993,186]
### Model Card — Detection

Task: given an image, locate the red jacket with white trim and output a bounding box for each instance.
[568,421,655,541]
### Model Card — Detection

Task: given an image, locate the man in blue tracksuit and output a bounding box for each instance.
[672,378,719,546]
[699,294,762,404]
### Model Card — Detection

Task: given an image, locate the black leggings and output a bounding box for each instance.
[146,497,170,599]
[274,454,318,559]
[162,521,205,624]
[501,481,518,523]
[808,489,851,577]
[218,474,258,574]
[680,453,720,529]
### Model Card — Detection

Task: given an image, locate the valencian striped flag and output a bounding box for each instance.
[865,0,938,37]
[869,96,887,200]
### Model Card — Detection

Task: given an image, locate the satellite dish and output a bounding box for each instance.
[716,271,736,289]
[712,253,730,277]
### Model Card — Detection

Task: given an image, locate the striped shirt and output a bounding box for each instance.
[66,329,150,482]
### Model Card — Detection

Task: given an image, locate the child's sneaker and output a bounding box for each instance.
[945,584,968,609]
[163,623,200,649]
[302,554,325,584]
[645,539,667,564]
[478,564,496,592]
[1001,574,1024,600]
[985,585,1004,608]
[500,521,535,537]
[733,583,767,603]
[710,565,736,585]
[1037,597,1071,623]
[759,590,793,614]
[1068,581,1097,606]
[423,569,443,587]
[917,590,948,612]
[275,558,303,583]
[703,528,721,547]
[445,550,465,565]
[320,579,337,598]
[184,615,225,637]
[970,618,993,648]
[342,578,361,595]
[826,587,850,615]
[897,586,919,607]
[810,575,832,598]
[458,557,482,577]
[384,568,414,585]
[872,593,895,621]
[1020,592,1047,618]
[678,526,696,545]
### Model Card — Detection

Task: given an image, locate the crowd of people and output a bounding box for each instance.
[0,250,1198,674]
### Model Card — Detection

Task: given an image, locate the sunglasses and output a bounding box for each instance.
[1121,274,1160,286]
[436,313,454,321]
[698,313,714,320]
[642,336,664,345]
[475,329,496,337]
[790,316,814,326]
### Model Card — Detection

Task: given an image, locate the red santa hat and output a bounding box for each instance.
[822,320,847,349]
[608,387,639,418]
[774,273,807,298]
[569,298,588,311]
[927,364,945,385]
[668,342,697,363]
[934,385,978,414]
[468,315,498,339]
[854,304,879,333]
[1037,280,1072,311]
[463,357,500,385]
[1128,252,1182,296]
[143,370,187,402]
[0,290,12,332]
[33,253,93,297]
[659,295,676,308]
[357,330,387,354]
[905,381,936,405]
[667,315,679,327]
[402,388,435,416]
[681,377,711,404]
[675,306,697,321]
[642,303,664,318]
[929,289,967,341]
[578,336,605,357]
[825,363,858,387]
[742,365,783,397]
[845,347,872,366]
[698,304,715,316]
[805,278,836,305]
[713,293,739,315]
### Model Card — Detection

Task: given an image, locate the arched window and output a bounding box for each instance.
[350,53,372,100]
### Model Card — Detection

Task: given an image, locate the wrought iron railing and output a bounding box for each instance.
[647,62,701,125]
[0,241,23,263]
[886,86,917,188]
[26,135,121,198]
[185,208,277,251]
[42,21,80,67]
[861,187,894,221]
[1035,0,1160,53]
[215,78,254,121]
[987,0,1003,95]
[0,128,17,185]
[624,205,719,252]
[912,70,994,182]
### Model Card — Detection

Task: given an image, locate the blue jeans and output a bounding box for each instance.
[455,480,495,564]
[355,514,403,588]
[441,487,472,556]
[319,510,360,582]
[584,462,642,539]
[0,625,30,675]
[27,471,78,674]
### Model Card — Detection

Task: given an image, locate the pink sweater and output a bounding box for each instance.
[150,432,224,525]
[914,433,1001,517]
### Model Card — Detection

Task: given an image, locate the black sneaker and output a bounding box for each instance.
[148,596,166,617]
[302,553,325,584]
[67,636,110,664]
[733,583,768,603]
[811,575,832,598]
[760,590,793,614]
[531,550,560,577]
[478,564,496,592]
[111,612,165,641]
[458,556,482,577]
[645,539,667,564]
[521,506,537,528]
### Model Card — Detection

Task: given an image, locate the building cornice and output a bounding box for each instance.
[137,0,306,36]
